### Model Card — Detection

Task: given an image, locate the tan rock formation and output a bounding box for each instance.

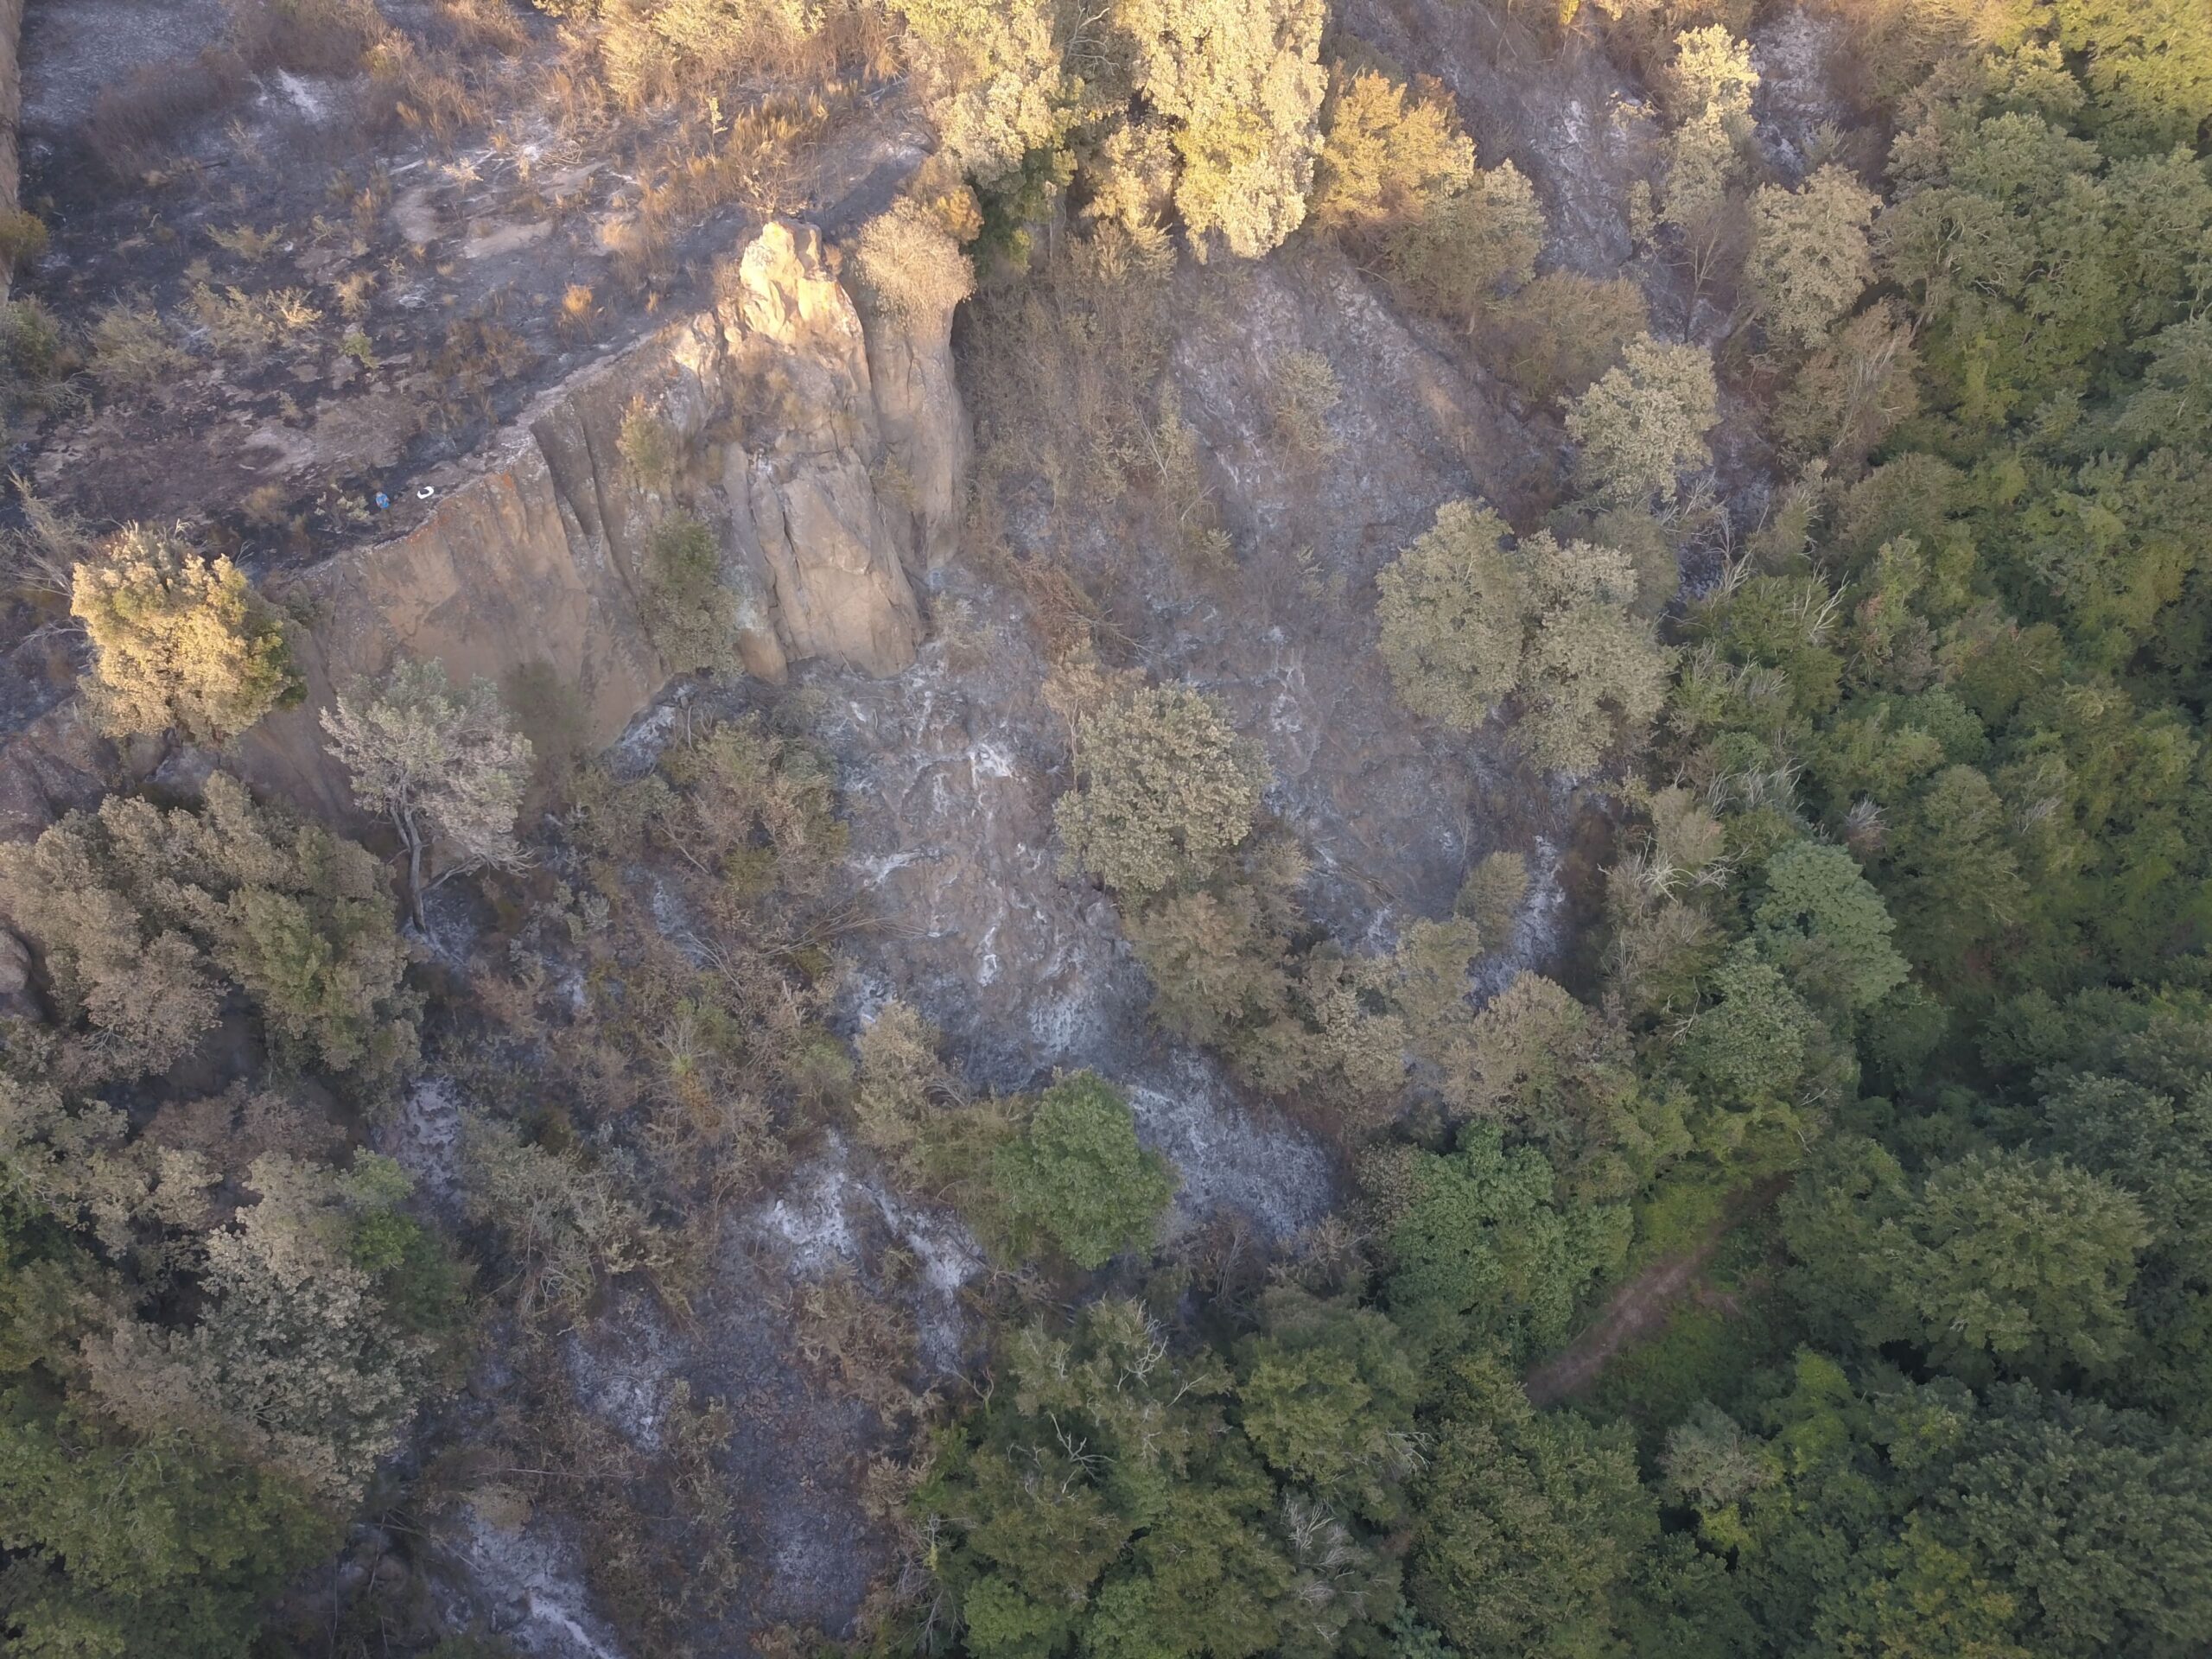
[200,217,966,826]
[0,216,969,835]
[709,220,925,675]
[853,266,974,571]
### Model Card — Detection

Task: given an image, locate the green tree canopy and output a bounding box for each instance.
[1408,1352,1656,1659]
[1385,1124,1630,1359]
[990,1071,1176,1269]
[1783,1138,2150,1386]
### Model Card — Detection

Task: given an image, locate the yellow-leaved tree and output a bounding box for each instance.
[72,523,296,746]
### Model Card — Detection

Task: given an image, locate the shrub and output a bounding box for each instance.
[186,283,321,362]
[1055,683,1269,897]
[88,301,188,394]
[852,198,975,325]
[852,999,950,1175]
[617,396,679,489]
[0,299,75,433]
[1126,880,1295,1054]
[462,1114,671,1321]
[639,513,739,673]
[0,208,50,267]
[990,1071,1176,1269]
[71,524,297,745]
[1264,347,1341,458]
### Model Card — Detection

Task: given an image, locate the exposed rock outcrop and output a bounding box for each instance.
[854,266,973,572]
[692,220,925,676]
[205,217,966,823]
[0,217,966,836]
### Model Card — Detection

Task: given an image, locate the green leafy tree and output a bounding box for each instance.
[321,658,534,930]
[2115,318,2212,455]
[1695,1355,2212,1659]
[1310,61,1474,238]
[1514,534,1673,774]
[2033,1009,2212,1427]
[0,1204,341,1657]
[2049,0,2212,152]
[1751,840,1910,1016]
[80,1154,433,1503]
[1424,970,1687,1203]
[1675,942,1826,1169]
[1879,82,2212,431]
[921,1298,1408,1659]
[1408,1352,1656,1659]
[1783,1138,2150,1385]
[1376,501,1668,769]
[1880,764,2031,982]
[1747,164,1881,350]
[0,1395,337,1657]
[899,0,1068,185]
[1386,162,1548,328]
[1376,499,1528,730]
[0,775,416,1084]
[1235,1287,1422,1522]
[1929,1382,2212,1657]
[1564,334,1719,509]
[1386,1124,1630,1359]
[1113,0,1329,260]
[990,1071,1176,1268]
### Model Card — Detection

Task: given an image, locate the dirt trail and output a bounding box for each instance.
[1524,1178,1786,1407]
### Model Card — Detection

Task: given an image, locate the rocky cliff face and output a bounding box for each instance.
[692,220,927,677]
[193,217,969,824]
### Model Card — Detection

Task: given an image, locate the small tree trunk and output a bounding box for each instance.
[392,802,429,935]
